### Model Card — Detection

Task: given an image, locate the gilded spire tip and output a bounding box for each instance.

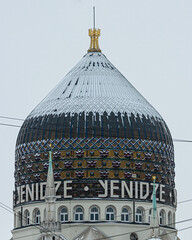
[88,7,101,53]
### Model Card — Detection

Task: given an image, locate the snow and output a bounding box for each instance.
[28,52,162,120]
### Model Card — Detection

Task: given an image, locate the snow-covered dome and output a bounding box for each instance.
[17,51,172,145]
[30,51,160,118]
[14,28,175,207]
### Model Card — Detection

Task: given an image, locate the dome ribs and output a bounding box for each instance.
[117,112,124,138]
[35,115,43,141]
[110,112,118,138]
[46,114,54,140]
[122,113,128,138]
[40,115,47,140]
[17,119,29,145]
[78,112,85,138]
[94,112,100,137]
[135,114,141,139]
[28,117,37,143]
[52,115,58,140]
[167,127,174,147]
[156,119,163,143]
[152,116,161,143]
[146,116,153,141]
[140,115,147,140]
[137,114,145,140]
[148,116,156,142]
[69,114,73,138]
[123,113,132,139]
[164,121,173,146]
[158,120,168,145]
[56,113,63,139]
[64,113,70,138]
[71,113,78,138]
[16,112,173,145]
[142,115,151,141]
[130,113,137,139]
[86,112,94,138]
[61,113,66,139]
[100,111,107,138]
[150,116,158,142]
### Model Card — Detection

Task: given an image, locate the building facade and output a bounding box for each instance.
[12,26,177,240]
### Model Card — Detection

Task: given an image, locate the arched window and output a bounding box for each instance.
[74,206,84,221]
[159,210,166,225]
[90,206,99,221]
[34,209,41,224]
[60,207,68,222]
[148,209,152,223]
[136,208,143,223]
[121,207,129,222]
[168,211,172,226]
[24,210,30,225]
[106,206,115,221]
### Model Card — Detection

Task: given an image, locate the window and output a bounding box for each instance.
[106,207,115,221]
[136,208,143,223]
[168,211,172,226]
[24,210,30,225]
[159,210,165,225]
[148,209,152,223]
[60,207,68,222]
[121,207,129,222]
[90,206,99,221]
[74,206,83,221]
[34,209,41,224]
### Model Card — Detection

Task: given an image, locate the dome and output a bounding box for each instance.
[17,51,172,144]
[14,34,175,208]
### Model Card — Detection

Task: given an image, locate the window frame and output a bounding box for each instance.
[24,210,30,226]
[148,209,152,223]
[135,207,143,223]
[121,207,130,222]
[60,207,68,223]
[34,209,41,224]
[159,209,166,225]
[90,206,100,221]
[74,206,84,222]
[106,206,116,221]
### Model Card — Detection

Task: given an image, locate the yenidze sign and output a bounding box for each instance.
[14,180,176,206]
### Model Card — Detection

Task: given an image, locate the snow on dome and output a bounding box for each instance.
[28,52,161,119]
[15,46,175,208]
[16,51,174,148]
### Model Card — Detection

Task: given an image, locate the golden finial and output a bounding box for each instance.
[152,176,156,181]
[88,7,101,53]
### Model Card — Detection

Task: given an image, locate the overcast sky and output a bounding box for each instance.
[0,0,192,239]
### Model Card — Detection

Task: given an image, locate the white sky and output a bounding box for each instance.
[0,0,192,239]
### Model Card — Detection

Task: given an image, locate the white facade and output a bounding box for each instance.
[12,199,176,240]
